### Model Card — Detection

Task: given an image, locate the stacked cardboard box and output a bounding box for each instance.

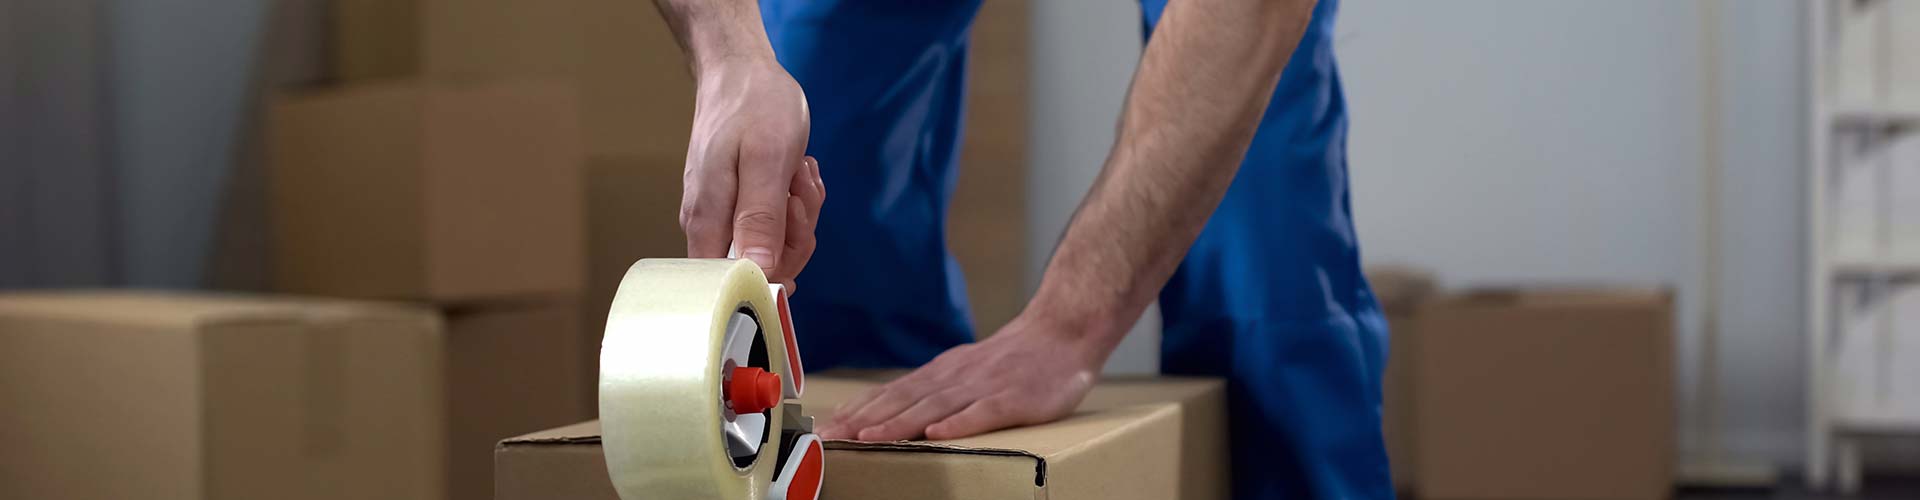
[1412,287,1675,500]
[271,2,596,498]
[1366,266,1438,493]
[1365,274,1676,498]
[0,292,445,500]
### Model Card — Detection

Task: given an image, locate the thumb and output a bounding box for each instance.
[731,142,798,272]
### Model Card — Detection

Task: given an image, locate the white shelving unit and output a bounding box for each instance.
[1806,0,1920,493]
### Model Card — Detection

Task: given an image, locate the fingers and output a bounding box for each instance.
[730,137,801,273]
[796,156,825,216]
[825,384,920,440]
[772,156,824,292]
[925,397,1024,440]
[772,198,813,292]
[681,145,738,258]
[819,386,887,439]
[856,387,975,441]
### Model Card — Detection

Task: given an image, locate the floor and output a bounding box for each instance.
[1395,476,1920,500]
[1674,476,1920,500]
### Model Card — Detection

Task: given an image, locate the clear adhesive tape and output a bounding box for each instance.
[600,259,788,499]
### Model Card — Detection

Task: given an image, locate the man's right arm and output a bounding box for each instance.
[652,0,773,76]
[652,0,824,291]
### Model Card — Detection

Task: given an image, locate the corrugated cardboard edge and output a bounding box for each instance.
[827,441,1047,486]
[498,434,602,447]
[496,434,1048,485]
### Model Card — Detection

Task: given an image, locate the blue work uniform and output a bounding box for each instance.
[762,0,1392,497]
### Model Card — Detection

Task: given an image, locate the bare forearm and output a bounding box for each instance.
[1028,0,1316,355]
[651,0,777,77]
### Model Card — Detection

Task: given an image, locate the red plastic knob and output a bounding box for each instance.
[726,366,781,414]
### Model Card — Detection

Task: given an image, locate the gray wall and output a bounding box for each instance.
[2,0,120,288]
[1030,0,1810,466]
[109,0,271,288]
[1026,0,1159,374]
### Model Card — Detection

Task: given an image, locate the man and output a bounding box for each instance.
[651,0,1388,497]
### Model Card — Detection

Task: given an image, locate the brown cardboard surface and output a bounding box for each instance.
[1413,287,1675,500]
[950,0,1030,335]
[269,79,583,302]
[579,155,685,409]
[496,375,1226,500]
[0,291,445,500]
[444,300,591,500]
[331,0,582,81]
[579,0,694,159]
[1366,265,1437,492]
[331,0,419,80]
[331,0,678,158]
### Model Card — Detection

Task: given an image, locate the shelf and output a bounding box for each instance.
[1825,105,1920,127]
[1834,412,1920,436]
[1830,257,1920,278]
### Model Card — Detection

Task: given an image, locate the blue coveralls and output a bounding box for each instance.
[763,0,1392,497]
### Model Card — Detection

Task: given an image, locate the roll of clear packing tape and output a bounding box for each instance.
[600,259,789,499]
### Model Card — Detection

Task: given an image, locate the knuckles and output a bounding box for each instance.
[732,210,783,233]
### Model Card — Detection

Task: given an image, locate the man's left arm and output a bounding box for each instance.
[819,0,1318,441]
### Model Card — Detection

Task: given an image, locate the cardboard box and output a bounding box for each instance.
[1413,288,1675,500]
[950,0,1031,334]
[269,79,584,302]
[331,0,687,158]
[579,0,695,159]
[577,155,685,406]
[443,300,591,500]
[0,291,445,500]
[331,0,584,81]
[1366,265,1437,492]
[496,374,1228,500]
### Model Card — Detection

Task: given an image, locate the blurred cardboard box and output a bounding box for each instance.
[269,79,584,302]
[443,299,591,500]
[578,0,695,159]
[578,155,684,405]
[331,0,583,81]
[0,292,591,500]
[950,0,1030,334]
[496,374,1228,500]
[0,292,445,500]
[1413,287,1674,500]
[331,0,683,157]
[1366,265,1438,492]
